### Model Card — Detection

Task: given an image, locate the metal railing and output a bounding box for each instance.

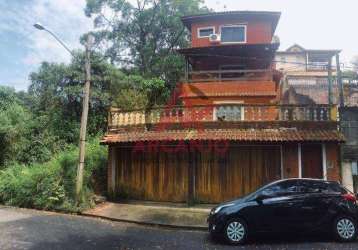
[108,104,336,129]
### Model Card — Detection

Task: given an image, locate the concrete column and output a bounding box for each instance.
[322,143,327,180]
[342,161,354,192]
[298,143,302,178]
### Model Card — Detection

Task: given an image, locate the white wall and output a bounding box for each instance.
[275,53,306,72]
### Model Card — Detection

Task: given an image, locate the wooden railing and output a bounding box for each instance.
[108,104,336,129]
[186,69,272,82]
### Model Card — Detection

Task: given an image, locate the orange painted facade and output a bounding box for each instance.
[191,19,273,48]
[179,81,278,106]
[179,12,280,106]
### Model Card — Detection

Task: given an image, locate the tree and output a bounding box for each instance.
[84,0,209,88]
[27,51,165,143]
[0,87,28,166]
[0,86,61,167]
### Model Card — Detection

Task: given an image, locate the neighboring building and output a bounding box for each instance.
[276,44,341,105]
[340,107,358,192]
[276,45,358,192]
[101,11,344,204]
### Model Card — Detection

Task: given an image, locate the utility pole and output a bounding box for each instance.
[76,35,94,202]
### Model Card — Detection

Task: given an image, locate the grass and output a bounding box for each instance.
[0,137,107,213]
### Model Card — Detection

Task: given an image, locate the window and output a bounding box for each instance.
[198,27,215,38]
[299,180,328,193]
[327,182,348,194]
[221,25,246,43]
[260,180,300,198]
[215,106,242,121]
[214,102,244,121]
[299,180,347,194]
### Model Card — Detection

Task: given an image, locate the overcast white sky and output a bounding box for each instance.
[0,0,357,90]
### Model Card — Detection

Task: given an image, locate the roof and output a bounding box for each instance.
[276,44,341,56]
[101,129,345,144]
[181,11,281,34]
[286,44,305,52]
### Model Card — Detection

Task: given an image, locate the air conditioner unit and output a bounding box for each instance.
[209,33,221,43]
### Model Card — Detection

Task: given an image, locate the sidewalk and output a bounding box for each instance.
[82,201,213,230]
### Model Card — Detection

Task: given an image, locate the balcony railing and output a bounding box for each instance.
[185,69,272,82]
[307,63,328,71]
[108,104,336,130]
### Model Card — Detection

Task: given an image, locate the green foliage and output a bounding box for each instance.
[0,86,60,167]
[26,53,169,144]
[84,0,209,89]
[0,137,107,212]
[0,0,211,213]
[0,87,31,166]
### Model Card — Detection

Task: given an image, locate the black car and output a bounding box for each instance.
[208,178,358,245]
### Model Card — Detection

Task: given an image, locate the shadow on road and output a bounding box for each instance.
[207,231,352,247]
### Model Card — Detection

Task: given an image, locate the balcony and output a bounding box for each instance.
[108,104,337,132]
[185,69,273,83]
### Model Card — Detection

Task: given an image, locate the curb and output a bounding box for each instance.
[80,212,208,231]
[0,205,208,232]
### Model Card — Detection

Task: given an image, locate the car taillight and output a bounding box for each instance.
[342,193,357,202]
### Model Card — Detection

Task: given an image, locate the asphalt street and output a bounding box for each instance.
[0,206,358,250]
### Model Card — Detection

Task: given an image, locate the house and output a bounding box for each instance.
[101,11,344,204]
[275,44,341,105]
[276,45,358,192]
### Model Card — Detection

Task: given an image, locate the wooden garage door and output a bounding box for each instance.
[115,147,188,202]
[301,144,323,179]
[194,145,281,203]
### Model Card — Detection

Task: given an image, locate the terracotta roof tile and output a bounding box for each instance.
[179,81,277,98]
[101,129,345,144]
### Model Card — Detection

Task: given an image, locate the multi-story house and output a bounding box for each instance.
[101,11,344,204]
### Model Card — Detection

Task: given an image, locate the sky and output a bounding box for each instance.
[0,0,357,91]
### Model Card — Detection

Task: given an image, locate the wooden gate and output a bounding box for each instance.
[115,147,188,202]
[114,144,281,203]
[194,145,282,203]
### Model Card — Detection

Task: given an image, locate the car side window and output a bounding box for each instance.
[299,180,329,193]
[327,182,348,194]
[260,180,299,198]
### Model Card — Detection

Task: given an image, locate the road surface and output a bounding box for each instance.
[0,206,357,250]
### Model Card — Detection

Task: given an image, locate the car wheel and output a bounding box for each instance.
[334,216,357,242]
[224,218,248,245]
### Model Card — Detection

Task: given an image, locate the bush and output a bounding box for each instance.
[0,137,107,212]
